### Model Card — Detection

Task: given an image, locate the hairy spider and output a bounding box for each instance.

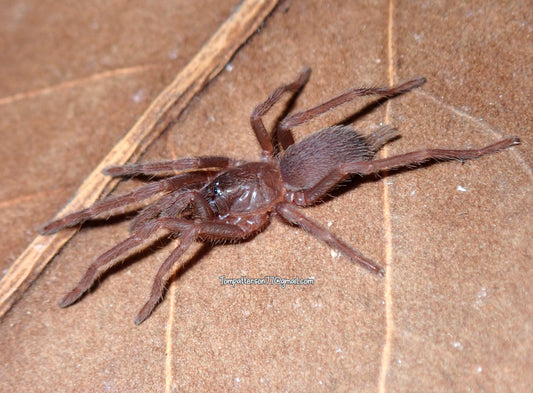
[41,68,520,324]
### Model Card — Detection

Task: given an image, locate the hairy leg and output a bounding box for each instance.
[290,136,520,206]
[276,203,384,276]
[278,77,425,136]
[57,218,180,309]
[104,156,237,177]
[251,68,311,157]
[134,230,196,325]
[58,179,227,311]
[41,171,217,234]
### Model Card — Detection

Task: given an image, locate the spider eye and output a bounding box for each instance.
[213,181,223,196]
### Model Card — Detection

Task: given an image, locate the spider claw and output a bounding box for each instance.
[101,166,120,176]
[39,220,64,235]
[508,136,520,146]
[413,76,426,86]
[297,67,311,85]
[40,213,88,234]
[391,76,426,95]
[58,290,82,308]
[134,301,156,325]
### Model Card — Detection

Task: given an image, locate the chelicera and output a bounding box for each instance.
[41,68,520,324]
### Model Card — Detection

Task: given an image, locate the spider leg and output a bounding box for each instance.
[134,215,267,324]
[134,229,197,325]
[104,156,236,177]
[251,68,311,157]
[57,178,224,318]
[290,136,520,206]
[57,209,205,310]
[58,218,174,309]
[278,77,425,137]
[40,171,217,234]
[276,202,384,276]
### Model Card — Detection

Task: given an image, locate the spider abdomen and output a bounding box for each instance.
[279,126,373,190]
[202,162,284,215]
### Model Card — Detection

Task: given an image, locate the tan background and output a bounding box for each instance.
[1,0,531,392]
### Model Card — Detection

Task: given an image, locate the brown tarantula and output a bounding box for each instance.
[41,68,519,324]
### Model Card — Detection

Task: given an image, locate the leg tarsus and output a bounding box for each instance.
[57,216,197,311]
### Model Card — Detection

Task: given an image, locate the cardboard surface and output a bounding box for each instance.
[1,1,531,391]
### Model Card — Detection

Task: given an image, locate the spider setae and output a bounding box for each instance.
[41,68,519,324]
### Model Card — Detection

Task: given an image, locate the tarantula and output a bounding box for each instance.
[41,68,519,324]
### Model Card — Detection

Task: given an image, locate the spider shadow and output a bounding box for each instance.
[77,212,138,230]
[338,96,391,128]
